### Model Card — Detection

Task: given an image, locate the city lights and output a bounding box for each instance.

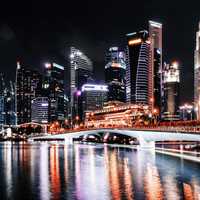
[45,63,51,68]
[128,38,142,45]
[81,84,108,92]
[1,2,200,200]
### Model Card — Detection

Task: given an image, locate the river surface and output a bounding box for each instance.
[0,141,200,200]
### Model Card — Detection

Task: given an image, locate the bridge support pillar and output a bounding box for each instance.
[138,137,155,150]
[64,137,73,145]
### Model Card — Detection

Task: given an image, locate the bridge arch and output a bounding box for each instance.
[30,129,200,149]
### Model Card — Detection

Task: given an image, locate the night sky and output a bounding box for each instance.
[0,0,199,104]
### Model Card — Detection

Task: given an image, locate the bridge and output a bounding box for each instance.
[28,128,200,149]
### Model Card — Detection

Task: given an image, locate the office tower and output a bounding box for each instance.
[162,62,180,120]
[16,62,42,124]
[44,62,65,122]
[126,31,152,107]
[81,84,108,120]
[149,21,163,115]
[194,22,200,120]
[69,47,93,122]
[31,97,49,124]
[4,81,17,125]
[0,73,5,126]
[105,47,126,102]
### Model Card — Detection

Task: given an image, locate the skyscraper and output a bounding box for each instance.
[0,73,5,126]
[81,84,108,120]
[149,21,163,115]
[105,47,126,102]
[16,62,42,124]
[162,62,180,120]
[4,81,16,125]
[69,47,93,123]
[194,22,200,120]
[126,31,152,107]
[44,62,65,122]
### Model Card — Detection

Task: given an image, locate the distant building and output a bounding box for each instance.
[31,97,49,124]
[0,96,4,126]
[126,31,152,108]
[0,73,5,126]
[194,22,200,120]
[162,62,180,120]
[16,62,42,124]
[105,47,126,102]
[81,84,108,120]
[69,47,93,122]
[44,62,65,122]
[4,81,16,125]
[149,21,163,115]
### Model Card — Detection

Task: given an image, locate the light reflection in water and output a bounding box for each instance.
[123,158,134,200]
[107,149,121,200]
[50,144,61,200]
[0,142,200,200]
[75,144,81,200]
[188,178,200,199]
[163,175,181,200]
[144,163,164,200]
[39,143,50,200]
[4,142,13,199]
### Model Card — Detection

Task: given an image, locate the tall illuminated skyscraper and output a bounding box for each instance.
[4,81,16,125]
[105,47,126,102]
[162,62,180,120]
[194,22,200,120]
[69,47,93,122]
[126,31,152,107]
[16,62,41,124]
[0,73,5,126]
[149,21,163,115]
[44,62,65,122]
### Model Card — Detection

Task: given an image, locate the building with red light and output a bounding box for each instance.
[84,102,150,128]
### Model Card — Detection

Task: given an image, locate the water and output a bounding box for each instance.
[0,142,200,200]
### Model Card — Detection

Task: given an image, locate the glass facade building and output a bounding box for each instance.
[126,31,152,107]
[81,84,108,120]
[105,47,126,102]
[0,97,4,126]
[4,81,16,125]
[44,62,65,122]
[70,47,93,122]
[0,73,5,126]
[16,62,42,124]
[149,21,163,115]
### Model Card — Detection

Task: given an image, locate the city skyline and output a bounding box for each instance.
[0,1,200,104]
[1,2,200,200]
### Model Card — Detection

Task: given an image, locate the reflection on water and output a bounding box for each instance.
[0,142,200,200]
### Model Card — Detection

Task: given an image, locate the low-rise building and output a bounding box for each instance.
[85,101,150,128]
